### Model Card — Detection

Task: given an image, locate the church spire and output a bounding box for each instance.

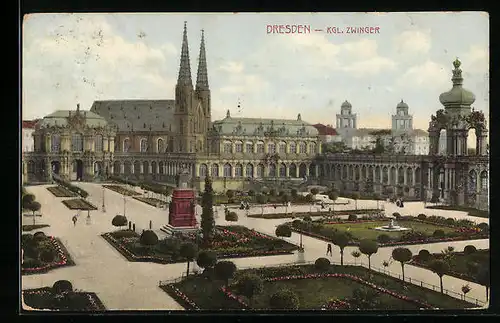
[196,29,209,90]
[177,21,192,86]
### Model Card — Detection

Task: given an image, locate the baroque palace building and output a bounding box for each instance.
[21,22,489,210]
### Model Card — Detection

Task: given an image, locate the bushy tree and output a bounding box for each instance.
[333,233,350,266]
[348,214,358,221]
[418,249,431,262]
[269,289,299,309]
[22,194,35,209]
[428,260,449,293]
[52,280,73,295]
[112,215,128,229]
[179,242,198,277]
[39,249,56,263]
[215,261,237,286]
[391,247,413,281]
[275,224,292,238]
[328,191,338,218]
[235,274,263,306]
[140,230,159,247]
[33,231,46,241]
[359,240,379,269]
[417,214,427,220]
[27,201,41,225]
[226,189,235,203]
[310,188,319,195]
[433,229,445,239]
[201,176,216,246]
[463,245,477,255]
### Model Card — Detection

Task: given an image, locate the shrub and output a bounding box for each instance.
[314,257,331,271]
[140,230,159,246]
[377,234,391,244]
[303,215,312,222]
[290,189,298,198]
[112,215,128,227]
[256,194,268,204]
[292,219,301,227]
[418,249,431,262]
[417,214,427,220]
[269,289,299,309]
[463,245,477,255]
[160,238,182,259]
[275,225,292,238]
[225,211,238,222]
[52,280,73,294]
[33,231,46,241]
[215,261,237,285]
[445,218,456,226]
[310,188,319,195]
[305,193,314,202]
[392,212,401,219]
[235,274,264,303]
[247,190,255,197]
[21,234,33,245]
[348,214,358,221]
[477,223,489,231]
[39,249,56,263]
[433,229,445,239]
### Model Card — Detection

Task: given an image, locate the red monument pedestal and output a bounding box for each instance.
[160,187,199,236]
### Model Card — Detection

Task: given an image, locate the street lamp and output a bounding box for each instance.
[102,186,106,212]
[123,196,127,217]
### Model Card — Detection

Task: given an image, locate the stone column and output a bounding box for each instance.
[306,164,310,177]
[110,163,114,174]
[156,163,160,174]
[140,163,144,174]
[109,138,115,152]
[231,164,235,177]
[131,163,135,174]
[148,163,152,174]
[45,134,51,152]
[285,165,290,177]
[404,169,407,185]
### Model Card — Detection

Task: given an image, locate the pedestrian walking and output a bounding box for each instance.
[326,243,332,256]
[72,215,77,226]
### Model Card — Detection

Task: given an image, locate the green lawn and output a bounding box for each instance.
[167,264,476,310]
[323,220,455,241]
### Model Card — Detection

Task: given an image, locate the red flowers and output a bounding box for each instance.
[167,285,200,310]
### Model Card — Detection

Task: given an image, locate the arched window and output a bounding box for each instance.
[406,168,413,185]
[256,141,265,153]
[355,166,360,180]
[299,142,306,154]
[279,142,286,154]
[415,167,421,183]
[375,166,381,183]
[224,141,232,153]
[299,163,307,178]
[383,167,389,184]
[390,167,397,184]
[211,164,219,177]
[268,164,276,177]
[157,138,165,153]
[480,171,488,190]
[246,164,254,178]
[71,133,83,152]
[123,138,130,152]
[94,134,103,152]
[398,167,405,184]
[235,164,243,177]
[309,142,316,154]
[267,142,276,154]
[289,163,297,177]
[256,164,265,177]
[51,134,60,152]
[235,141,243,153]
[199,164,207,177]
[279,163,286,177]
[289,142,297,154]
[342,165,348,179]
[223,163,232,177]
[245,142,254,153]
[140,138,148,152]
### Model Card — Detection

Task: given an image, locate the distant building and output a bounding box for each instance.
[22,120,37,153]
[312,124,342,143]
[334,100,429,155]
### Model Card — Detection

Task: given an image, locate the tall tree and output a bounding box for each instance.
[201,176,215,246]
[359,240,379,269]
[428,260,449,294]
[391,247,413,281]
[333,233,349,266]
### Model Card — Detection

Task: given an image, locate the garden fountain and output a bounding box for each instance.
[374,219,410,232]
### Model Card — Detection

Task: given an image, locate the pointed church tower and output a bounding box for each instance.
[175,21,195,153]
[195,29,211,153]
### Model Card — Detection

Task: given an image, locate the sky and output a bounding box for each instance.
[22,12,489,132]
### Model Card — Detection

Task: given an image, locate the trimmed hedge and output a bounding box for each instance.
[109,176,172,196]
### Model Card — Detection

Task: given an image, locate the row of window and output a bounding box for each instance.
[49,134,106,152]
[122,138,173,153]
[199,163,317,178]
[222,141,317,154]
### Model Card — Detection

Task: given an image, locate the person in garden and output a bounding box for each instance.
[72,215,78,226]
[326,243,333,256]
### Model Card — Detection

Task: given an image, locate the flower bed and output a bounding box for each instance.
[425,205,489,218]
[288,217,489,247]
[23,287,106,311]
[248,209,381,219]
[46,186,78,197]
[22,237,75,275]
[133,196,165,208]
[409,249,489,284]
[102,226,299,264]
[103,185,140,196]
[62,199,98,210]
[164,264,477,310]
[22,224,50,232]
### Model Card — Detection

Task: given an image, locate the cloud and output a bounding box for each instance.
[462,45,488,71]
[396,60,448,89]
[342,56,397,76]
[219,61,244,73]
[22,15,178,119]
[394,30,432,55]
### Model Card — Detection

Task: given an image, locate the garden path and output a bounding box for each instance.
[22,183,489,310]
